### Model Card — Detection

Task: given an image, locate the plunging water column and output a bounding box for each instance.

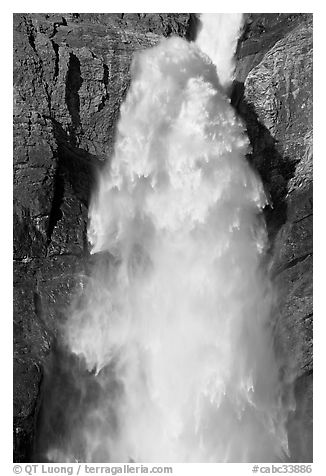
[49,14,290,463]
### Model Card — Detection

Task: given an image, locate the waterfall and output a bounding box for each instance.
[45,13,290,463]
[196,13,244,90]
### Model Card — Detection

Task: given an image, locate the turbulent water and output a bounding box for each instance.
[46,14,290,463]
[196,13,244,90]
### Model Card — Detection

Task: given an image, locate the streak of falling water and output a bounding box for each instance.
[46,14,291,462]
[196,13,244,90]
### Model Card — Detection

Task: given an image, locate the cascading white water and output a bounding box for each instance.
[50,14,290,462]
[196,13,244,90]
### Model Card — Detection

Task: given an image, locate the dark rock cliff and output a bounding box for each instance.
[13,13,312,462]
[234,13,313,461]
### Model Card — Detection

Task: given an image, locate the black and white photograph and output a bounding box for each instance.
[12,6,314,472]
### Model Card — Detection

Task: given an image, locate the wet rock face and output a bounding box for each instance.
[235,14,313,461]
[13,13,192,462]
[13,13,312,462]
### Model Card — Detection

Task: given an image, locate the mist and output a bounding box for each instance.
[43,14,291,463]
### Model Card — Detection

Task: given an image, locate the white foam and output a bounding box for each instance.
[55,17,290,463]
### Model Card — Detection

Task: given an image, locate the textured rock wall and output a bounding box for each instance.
[13,13,312,462]
[13,13,192,462]
[234,13,313,461]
